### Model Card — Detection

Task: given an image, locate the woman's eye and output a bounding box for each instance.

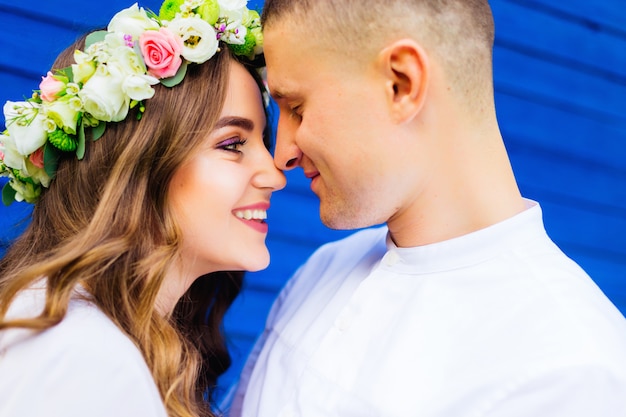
[218,137,247,153]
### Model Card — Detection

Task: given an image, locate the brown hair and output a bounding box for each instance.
[262,0,495,106]
[0,33,261,416]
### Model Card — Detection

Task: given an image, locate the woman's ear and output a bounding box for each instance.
[377,39,429,124]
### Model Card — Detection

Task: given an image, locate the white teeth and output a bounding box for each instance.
[234,209,267,220]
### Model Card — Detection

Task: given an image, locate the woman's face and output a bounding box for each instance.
[168,61,286,282]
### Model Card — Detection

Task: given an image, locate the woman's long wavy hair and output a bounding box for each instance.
[0,34,261,416]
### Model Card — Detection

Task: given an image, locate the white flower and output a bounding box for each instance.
[68,96,83,112]
[43,119,57,133]
[79,65,130,122]
[108,3,159,41]
[43,98,80,134]
[167,16,218,63]
[123,75,159,101]
[72,51,96,84]
[218,0,246,39]
[8,178,39,203]
[110,39,147,73]
[66,82,81,95]
[109,43,159,101]
[24,158,51,187]
[185,0,205,9]
[221,23,246,44]
[218,0,246,12]
[85,39,113,64]
[0,131,27,171]
[3,101,48,156]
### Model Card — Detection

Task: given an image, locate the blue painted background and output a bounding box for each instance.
[1,0,625,399]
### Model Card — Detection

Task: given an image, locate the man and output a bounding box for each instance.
[230,0,626,415]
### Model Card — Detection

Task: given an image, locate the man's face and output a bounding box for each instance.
[265,22,422,230]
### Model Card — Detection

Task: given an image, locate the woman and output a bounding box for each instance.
[0,1,284,416]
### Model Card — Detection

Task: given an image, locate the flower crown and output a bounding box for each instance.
[0,0,263,205]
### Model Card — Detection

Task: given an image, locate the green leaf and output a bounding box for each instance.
[85,30,107,49]
[43,142,60,178]
[2,182,16,206]
[77,121,86,160]
[91,121,106,141]
[58,66,74,83]
[160,61,188,87]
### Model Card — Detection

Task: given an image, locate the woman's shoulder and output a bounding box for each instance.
[0,284,166,416]
[4,287,147,372]
[1,282,135,360]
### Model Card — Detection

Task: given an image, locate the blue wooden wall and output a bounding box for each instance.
[1,0,625,399]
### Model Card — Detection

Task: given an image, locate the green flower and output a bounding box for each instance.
[197,0,220,25]
[8,177,41,204]
[159,0,185,21]
[48,128,78,152]
[11,168,33,183]
[229,31,257,58]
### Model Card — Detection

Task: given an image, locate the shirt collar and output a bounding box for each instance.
[380,199,546,274]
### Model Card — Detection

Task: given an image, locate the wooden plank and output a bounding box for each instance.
[0,10,78,81]
[493,0,626,75]
[493,47,626,124]
[495,92,626,173]
[510,143,626,212]
[499,0,626,35]
[0,0,161,29]
[0,0,265,27]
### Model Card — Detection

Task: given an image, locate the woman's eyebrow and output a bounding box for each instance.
[214,116,255,131]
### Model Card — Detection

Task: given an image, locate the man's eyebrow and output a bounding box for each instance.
[269,86,293,101]
[214,116,255,131]
[270,89,284,100]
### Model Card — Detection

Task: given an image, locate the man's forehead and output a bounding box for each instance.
[266,71,300,101]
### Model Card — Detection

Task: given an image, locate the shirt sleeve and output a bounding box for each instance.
[225,266,303,416]
[479,364,626,417]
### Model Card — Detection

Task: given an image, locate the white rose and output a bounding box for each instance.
[43,98,81,134]
[123,75,158,101]
[111,42,147,74]
[79,65,130,122]
[0,131,28,171]
[109,44,158,101]
[167,16,218,63]
[108,3,160,41]
[3,101,48,156]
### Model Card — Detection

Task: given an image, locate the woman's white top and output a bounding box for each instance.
[0,281,168,417]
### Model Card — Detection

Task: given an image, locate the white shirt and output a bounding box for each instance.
[230,201,626,416]
[0,281,167,417]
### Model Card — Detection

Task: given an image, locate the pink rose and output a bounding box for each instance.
[29,147,45,168]
[139,28,184,79]
[39,71,65,102]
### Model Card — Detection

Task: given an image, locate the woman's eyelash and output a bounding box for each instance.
[218,137,248,153]
[217,137,248,153]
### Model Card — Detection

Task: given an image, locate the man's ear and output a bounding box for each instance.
[377,39,429,124]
